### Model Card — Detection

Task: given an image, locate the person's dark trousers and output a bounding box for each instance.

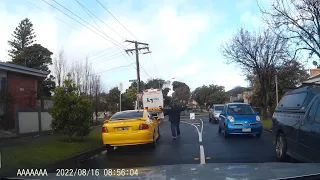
[171,121,180,137]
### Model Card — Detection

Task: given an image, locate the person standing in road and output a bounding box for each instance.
[161,105,186,139]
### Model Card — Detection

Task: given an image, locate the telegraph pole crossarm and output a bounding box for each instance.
[125,40,149,46]
[125,47,149,52]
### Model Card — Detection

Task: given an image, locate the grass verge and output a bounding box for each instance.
[262,119,272,131]
[181,112,209,117]
[0,130,101,176]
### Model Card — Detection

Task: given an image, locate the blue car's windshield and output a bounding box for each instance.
[227,104,255,115]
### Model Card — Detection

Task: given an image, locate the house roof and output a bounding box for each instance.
[0,62,49,78]
[302,74,320,84]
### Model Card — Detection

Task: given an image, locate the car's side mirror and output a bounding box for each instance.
[255,112,259,115]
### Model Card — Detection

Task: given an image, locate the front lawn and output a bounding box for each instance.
[0,130,102,176]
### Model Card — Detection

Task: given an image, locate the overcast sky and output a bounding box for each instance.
[0,0,313,92]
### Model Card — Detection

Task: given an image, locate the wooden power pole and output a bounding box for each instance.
[125,40,150,109]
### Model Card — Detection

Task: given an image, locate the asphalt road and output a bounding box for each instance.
[78,116,278,169]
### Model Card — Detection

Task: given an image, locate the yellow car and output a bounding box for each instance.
[102,110,160,151]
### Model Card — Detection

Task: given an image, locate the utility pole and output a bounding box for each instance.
[119,83,123,111]
[125,40,150,109]
[275,74,279,106]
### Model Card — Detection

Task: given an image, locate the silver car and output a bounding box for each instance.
[209,104,224,123]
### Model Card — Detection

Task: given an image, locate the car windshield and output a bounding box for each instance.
[227,104,255,115]
[110,111,144,120]
[214,106,224,112]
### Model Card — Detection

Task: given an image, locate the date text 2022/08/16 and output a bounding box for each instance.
[16,168,139,177]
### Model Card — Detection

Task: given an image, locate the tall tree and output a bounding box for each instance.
[12,44,53,71]
[162,87,171,107]
[193,85,228,109]
[145,78,168,89]
[221,29,290,120]
[261,0,320,60]
[8,18,36,59]
[172,81,191,106]
[121,87,137,110]
[106,87,121,113]
[248,60,309,113]
[13,44,56,97]
[129,81,145,91]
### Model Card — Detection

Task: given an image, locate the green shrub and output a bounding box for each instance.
[49,79,92,141]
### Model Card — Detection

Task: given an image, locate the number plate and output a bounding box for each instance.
[117,127,129,131]
[242,128,251,132]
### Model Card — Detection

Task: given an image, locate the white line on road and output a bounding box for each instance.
[181,121,202,142]
[181,119,206,165]
[200,145,205,164]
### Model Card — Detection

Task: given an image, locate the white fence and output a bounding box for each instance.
[36,100,53,110]
[15,105,53,136]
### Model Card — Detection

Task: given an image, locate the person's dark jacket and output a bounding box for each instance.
[161,106,186,122]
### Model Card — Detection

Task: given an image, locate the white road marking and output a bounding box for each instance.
[200,145,205,164]
[181,119,206,165]
[181,120,202,142]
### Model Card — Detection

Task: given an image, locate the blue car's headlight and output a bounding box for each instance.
[256,115,261,121]
[228,116,235,122]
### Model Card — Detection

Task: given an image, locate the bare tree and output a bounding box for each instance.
[221,29,290,120]
[53,49,67,86]
[91,74,101,122]
[260,0,320,60]
[69,61,83,94]
[82,57,92,94]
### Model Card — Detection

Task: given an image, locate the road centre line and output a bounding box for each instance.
[181,119,205,164]
[200,145,205,164]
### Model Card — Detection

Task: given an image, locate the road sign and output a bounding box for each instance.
[136,93,143,101]
[129,79,137,82]
[190,113,195,119]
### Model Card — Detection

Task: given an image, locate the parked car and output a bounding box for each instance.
[272,85,320,162]
[102,110,160,152]
[218,103,262,138]
[209,104,224,123]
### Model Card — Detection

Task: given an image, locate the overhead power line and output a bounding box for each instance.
[94,63,135,75]
[96,0,139,40]
[44,0,136,69]
[48,0,126,50]
[24,0,87,38]
[24,0,129,69]
[94,0,153,78]
[75,0,125,40]
[94,0,159,77]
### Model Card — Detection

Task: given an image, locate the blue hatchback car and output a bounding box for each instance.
[218,103,262,138]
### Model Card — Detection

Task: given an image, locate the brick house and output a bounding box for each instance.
[0,62,48,129]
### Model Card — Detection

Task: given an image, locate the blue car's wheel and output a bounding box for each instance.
[256,133,261,138]
[218,125,221,134]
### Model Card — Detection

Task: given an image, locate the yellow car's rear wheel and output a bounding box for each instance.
[106,145,114,152]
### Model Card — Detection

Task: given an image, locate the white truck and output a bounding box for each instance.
[142,88,165,123]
